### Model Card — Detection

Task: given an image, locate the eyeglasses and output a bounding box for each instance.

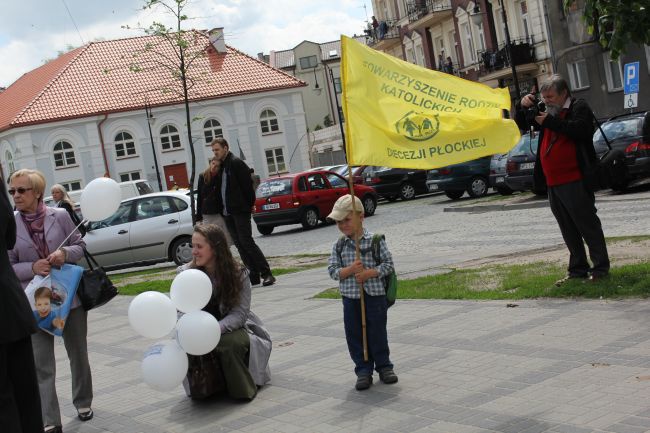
[8,187,33,195]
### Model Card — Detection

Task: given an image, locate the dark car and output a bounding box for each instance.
[593,111,650,191]
[362,166,429,201]
[252,170,378,235]
[505,132,545,194]
[489,153,513,195]
[425,156,492,199]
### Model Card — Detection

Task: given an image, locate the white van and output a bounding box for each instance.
[45,180,154,207]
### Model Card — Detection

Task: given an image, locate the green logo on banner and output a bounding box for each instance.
[395,111,440,142]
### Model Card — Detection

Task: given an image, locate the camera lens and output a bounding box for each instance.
[537,101,546,112]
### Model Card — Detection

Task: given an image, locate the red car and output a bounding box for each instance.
[253,170,378,235]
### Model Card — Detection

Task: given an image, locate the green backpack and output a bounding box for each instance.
[336,233,397,307]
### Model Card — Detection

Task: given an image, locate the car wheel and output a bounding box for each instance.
[496,186,513,196]
[362,195,377,216]
[257,225,274,235]
[399,182,416,200]
[171,236,193,265]
[301,208,319,229]
[445,190,464,200]
[467,176,488,198]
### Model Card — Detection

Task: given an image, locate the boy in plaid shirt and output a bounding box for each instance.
[327,194,397,390]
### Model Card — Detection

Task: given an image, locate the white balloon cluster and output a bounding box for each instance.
[128,269,220,391]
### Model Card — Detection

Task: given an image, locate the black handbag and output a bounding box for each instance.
[77,248,118,311]
[183,352,226,399]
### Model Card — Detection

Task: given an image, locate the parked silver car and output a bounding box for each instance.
[83,191,193,270]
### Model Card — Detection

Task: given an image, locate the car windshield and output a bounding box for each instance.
[257,179,292,198]
[136,182,154,195]
[594,117,642,142]
[511,133,540,156]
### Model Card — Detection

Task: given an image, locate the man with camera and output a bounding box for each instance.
[516,74,609,285]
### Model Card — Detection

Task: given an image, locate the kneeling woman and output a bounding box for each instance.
[179,224,271,400]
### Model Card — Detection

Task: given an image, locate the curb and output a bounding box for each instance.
[443,200,549,213]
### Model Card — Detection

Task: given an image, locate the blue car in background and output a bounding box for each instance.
[425,156,492,200]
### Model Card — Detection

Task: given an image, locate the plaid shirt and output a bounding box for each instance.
[328,229,394,299]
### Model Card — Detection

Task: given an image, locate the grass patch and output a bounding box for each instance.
[314,261,650,300]
[605,234,650,243]
[117,266,309,296]
[110,267,175,283]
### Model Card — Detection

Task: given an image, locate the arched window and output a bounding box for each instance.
[203,119,223,144]
[53,140,77,168]
[160,125,181,151]
[115,131,137,158]
[260,109,280,134]
[5,150,15,174]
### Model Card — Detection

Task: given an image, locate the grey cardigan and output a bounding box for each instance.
[177,263,272,385]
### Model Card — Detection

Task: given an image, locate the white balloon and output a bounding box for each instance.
[128,291,177,339]
[176,311,221,355]
[141,340,188,391]
[80,178,121,221]
[170,269,213,313]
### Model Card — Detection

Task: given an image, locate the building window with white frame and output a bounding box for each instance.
[520,1,531,42]
[114,131,137,158]
[265,148,286,174]
[260,109,280,134]
[603,53,623,91]
[120,171,141,182]
[203,119,223,144]
[53,140,77,168]
[477,23,486,51]
[5,150,15,174]
[61,180,82,191]
[160,124,182,151]
[567,60,590,90]
[462,22,476,64]
[333,77,342,93]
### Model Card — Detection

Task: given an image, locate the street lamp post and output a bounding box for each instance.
[472,0,521,100]
[145,102,164,191]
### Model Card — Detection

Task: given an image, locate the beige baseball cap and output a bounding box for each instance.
[327,194,363,221]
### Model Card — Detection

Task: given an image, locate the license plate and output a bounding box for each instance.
[262,203,280,210]
[520,162,534,170]
[496,176,504,183]
[428,184,438,191]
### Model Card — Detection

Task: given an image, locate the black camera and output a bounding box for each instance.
[526,98,547,123]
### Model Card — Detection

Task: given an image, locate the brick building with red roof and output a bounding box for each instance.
[0,28,308,191]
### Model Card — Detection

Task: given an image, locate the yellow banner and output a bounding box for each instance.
[341,36,521,169]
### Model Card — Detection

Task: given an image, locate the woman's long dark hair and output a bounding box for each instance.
[190,224,242,311]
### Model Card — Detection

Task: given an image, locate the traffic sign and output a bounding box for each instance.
[624,62,639,94]
[625,93,638,109]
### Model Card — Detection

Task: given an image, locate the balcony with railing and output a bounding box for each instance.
[364,19,401,49]
[477,37,537,78]
[406,0,452,27]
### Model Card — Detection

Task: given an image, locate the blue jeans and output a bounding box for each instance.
[342,295,393,377]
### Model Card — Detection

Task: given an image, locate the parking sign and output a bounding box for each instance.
[624,62,640,94]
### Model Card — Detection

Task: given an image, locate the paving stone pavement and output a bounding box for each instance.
[50,264,650,433]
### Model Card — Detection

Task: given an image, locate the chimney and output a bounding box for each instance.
[208,27,226,53]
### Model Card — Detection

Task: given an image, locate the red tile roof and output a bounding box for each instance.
[0,32,306,133]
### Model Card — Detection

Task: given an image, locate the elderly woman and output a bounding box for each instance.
[8,169,93,433]
[49,184,85,236]
[178,224,271,400]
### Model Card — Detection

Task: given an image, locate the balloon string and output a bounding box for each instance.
[55,219,87,251]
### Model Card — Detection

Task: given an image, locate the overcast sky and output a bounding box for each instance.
[0,0,370,87]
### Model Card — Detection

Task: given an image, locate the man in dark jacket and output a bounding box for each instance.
[211,138,275,286]
[0,180,43,432]
[516,74,609,285]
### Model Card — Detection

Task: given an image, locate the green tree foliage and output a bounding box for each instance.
[566,0,650,59]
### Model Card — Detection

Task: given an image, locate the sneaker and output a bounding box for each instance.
[77,407,93,421]
[554,275,587,287]
[379,369,398,384]
[262,274,276,286]
[355,375,373,391]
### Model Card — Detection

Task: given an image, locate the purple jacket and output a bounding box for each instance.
[9,206,85,290]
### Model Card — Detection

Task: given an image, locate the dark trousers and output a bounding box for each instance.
[0,336,43,433]
[224,213,271,278]
[548,180,610,277]
[342,295,393,377]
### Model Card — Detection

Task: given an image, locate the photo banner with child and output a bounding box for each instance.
[340,36,521,169]
[25,264,84,336]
